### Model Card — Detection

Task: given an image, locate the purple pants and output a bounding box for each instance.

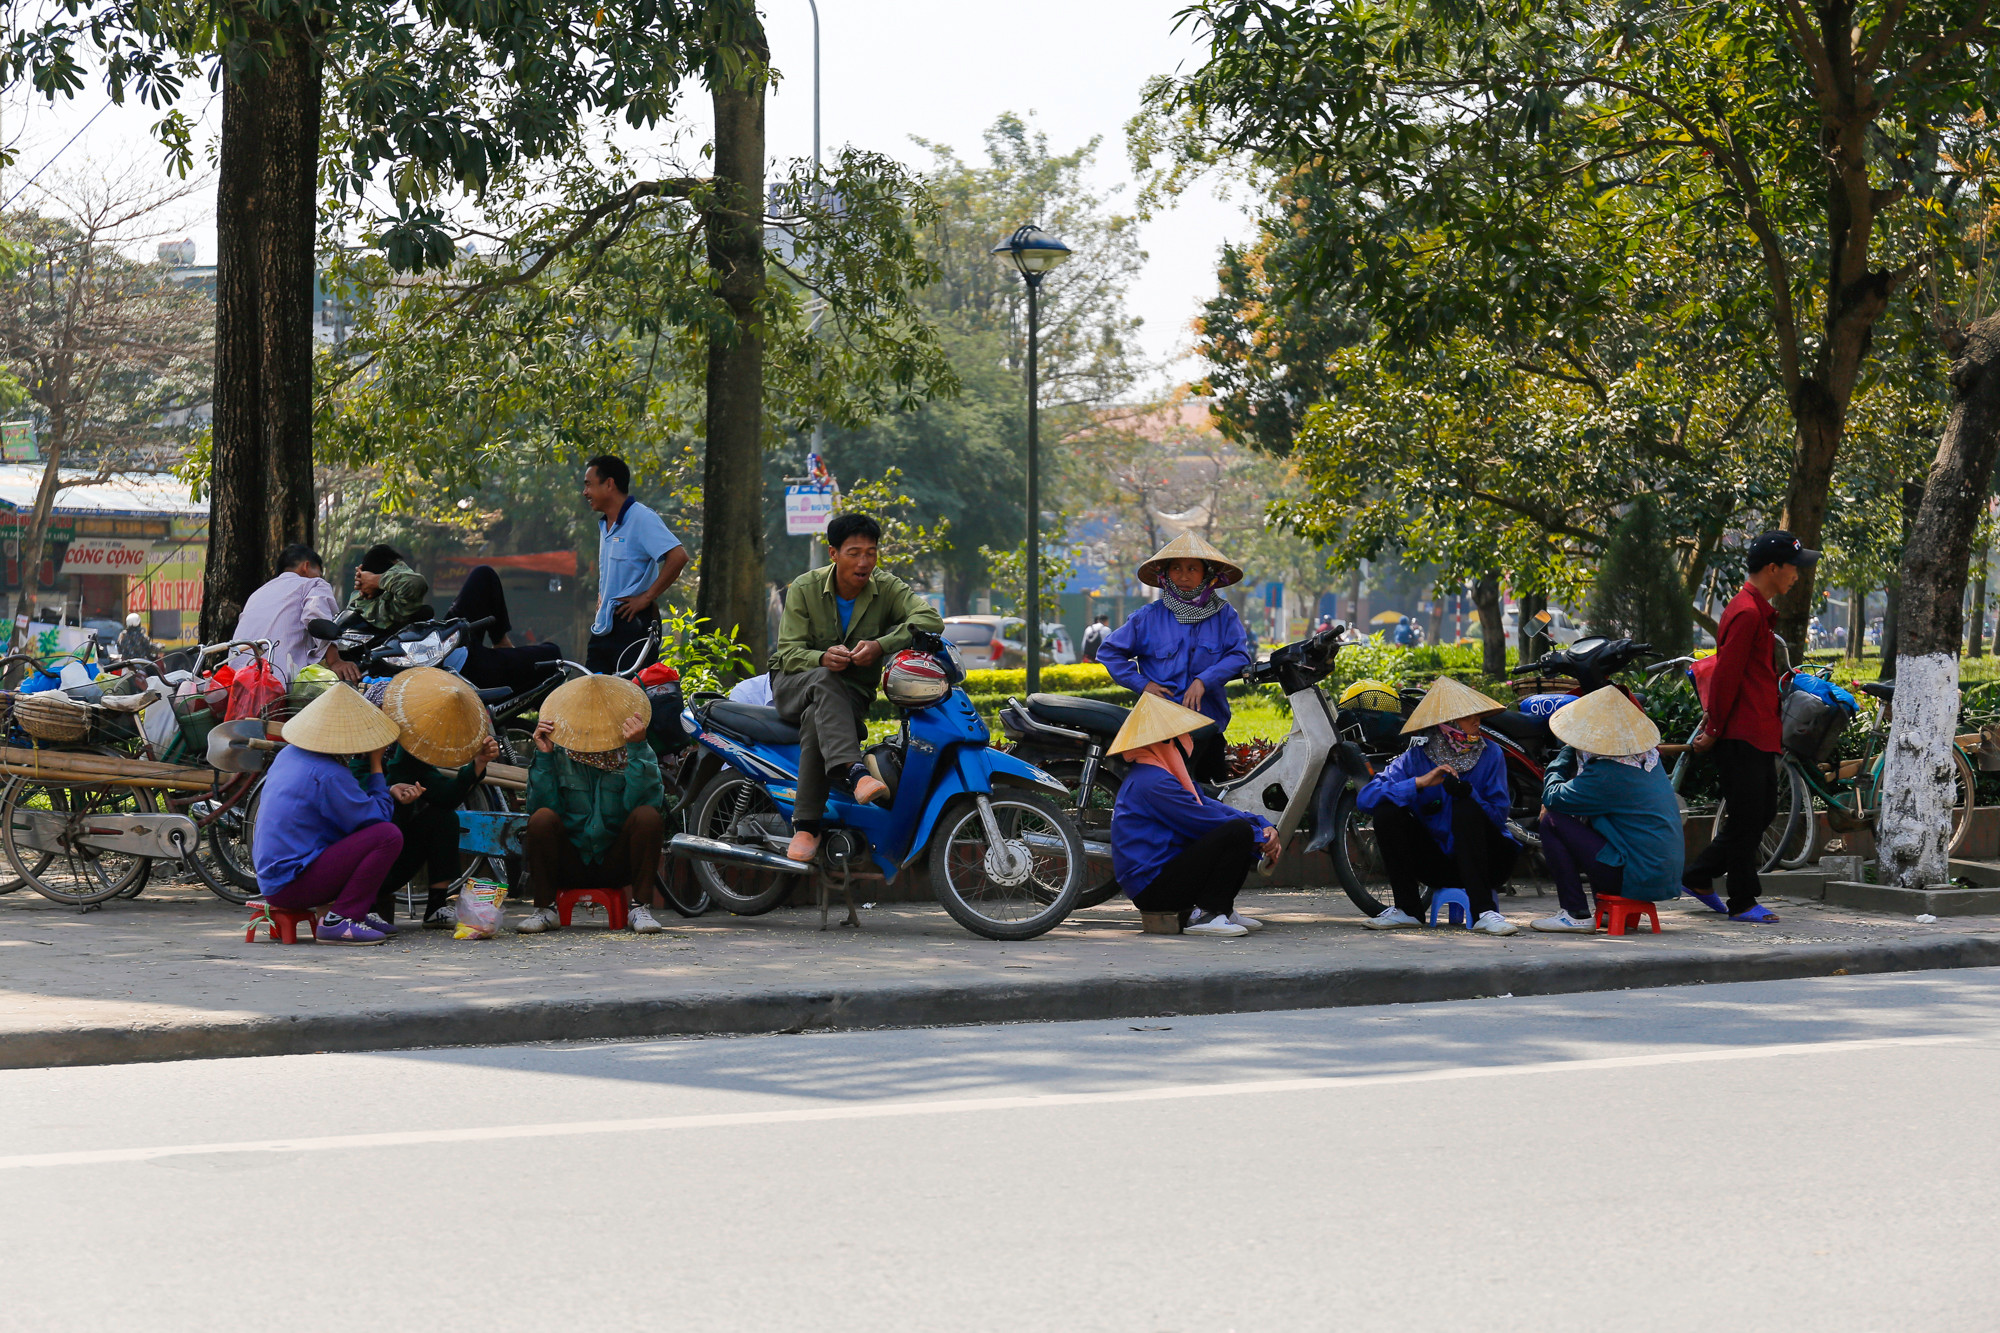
[263,822,404,921]
[1538,809,1622,920]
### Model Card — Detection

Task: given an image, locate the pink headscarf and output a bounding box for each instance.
[1128,734,1198,796]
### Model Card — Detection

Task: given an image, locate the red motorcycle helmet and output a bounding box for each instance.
[883,649,951,708]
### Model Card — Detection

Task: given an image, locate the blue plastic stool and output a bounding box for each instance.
[1427,887,1471,927]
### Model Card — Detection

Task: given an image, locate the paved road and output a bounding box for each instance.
[6,969,1998,1331]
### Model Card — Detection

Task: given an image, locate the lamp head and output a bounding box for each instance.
[991,224,1072,280]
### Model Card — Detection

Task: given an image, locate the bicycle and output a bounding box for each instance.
[1650,657,1979,872]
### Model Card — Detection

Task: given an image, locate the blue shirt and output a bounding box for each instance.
[251,745,396,888]
[836,594,856,634]
[1097,600,1253,729]
[1111,763,1271,897]
[1356,739,1516,853]
[592,497,683,636]
[1541,746,1685,900]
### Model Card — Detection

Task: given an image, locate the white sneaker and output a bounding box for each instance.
[1472,911,1519,936]
[1226,912,1265,932]
[1531,910,1595,934]
[1185,913,1248,938]
[629,904,664,934]
[1364,907,1421,930]
[516,906,562,934]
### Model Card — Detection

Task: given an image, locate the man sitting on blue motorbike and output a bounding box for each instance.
[770,512,945,862]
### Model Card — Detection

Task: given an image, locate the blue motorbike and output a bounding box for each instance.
[667,630,1086,940]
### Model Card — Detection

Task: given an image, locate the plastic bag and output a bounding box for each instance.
[454,878,508,940]
[225,659,286,722]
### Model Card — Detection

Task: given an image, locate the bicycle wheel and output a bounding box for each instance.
[198,777,264,902]
[0,777,44,894]
[3,780,155,906]
[927,791,1083,941]
[1036,758,1121,908]
[460,781,518,892]
[1856,745,1980,857]
[687,770,798,916]
[1712,761,1807,873]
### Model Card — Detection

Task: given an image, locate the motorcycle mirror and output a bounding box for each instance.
[307,618,342,640]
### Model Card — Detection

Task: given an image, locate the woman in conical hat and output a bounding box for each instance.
[1529,687,1686,934]
[1106,692,1279,937]
[1355,675,1521,935]
[252,684,412,945]
[1097,531,1252,783]
[363,668,503,932]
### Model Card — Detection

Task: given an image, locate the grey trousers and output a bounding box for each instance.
[773,666,870,823]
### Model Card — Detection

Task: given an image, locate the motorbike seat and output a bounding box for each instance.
[1484,708,1552,744]
[1026,692,1131,737]
[474,686,513,705]
[704,700,801,746]
[1859,679,1896,701]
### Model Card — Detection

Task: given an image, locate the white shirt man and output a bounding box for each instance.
[231,545,356,682]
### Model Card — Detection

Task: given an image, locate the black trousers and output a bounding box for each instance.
[1188,726,1228,784]
[1684,739,1773,914]
[1372,797,1516,919]
[586,609,659,676]
[371,805,463,923]
[1130,820,1260,921]
[449,564,564,691]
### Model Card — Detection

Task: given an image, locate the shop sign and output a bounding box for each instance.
[58,537,156,575]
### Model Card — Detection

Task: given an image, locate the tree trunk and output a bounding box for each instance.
[1846,585,1865,661]
[694,31,770,674]
[1344,568,1360,625]
[9,403,67,655]
[1880,582,1899,677]
[1969,533,1990,658]
[1515,589,1545,663]
[1472,575,1505,679]
[1876,313,2000,890]
[200,23,322,640]
[1775,393,1844,657]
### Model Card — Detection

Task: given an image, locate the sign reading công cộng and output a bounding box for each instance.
[58,537,156,576]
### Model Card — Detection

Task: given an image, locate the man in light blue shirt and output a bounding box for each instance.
[583,454,689,675]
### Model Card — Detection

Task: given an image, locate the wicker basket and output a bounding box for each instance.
[15,692,93,745]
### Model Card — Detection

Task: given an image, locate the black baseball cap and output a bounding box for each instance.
[1747,530,1820,571]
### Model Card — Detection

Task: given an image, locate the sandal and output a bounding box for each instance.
[1729,904,1781,923]
[1682,885,1727,914]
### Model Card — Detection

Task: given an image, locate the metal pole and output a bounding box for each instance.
[1025,273,1042,691]
[804,0,825,572]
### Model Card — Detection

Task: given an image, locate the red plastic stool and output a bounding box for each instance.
[1596,894,1662,937]
[245,899,319,944]
[555,887,629,931]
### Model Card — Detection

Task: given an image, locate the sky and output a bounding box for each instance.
[0,0,1253,390]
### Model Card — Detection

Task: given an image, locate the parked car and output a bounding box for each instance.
[942,615,1078,670]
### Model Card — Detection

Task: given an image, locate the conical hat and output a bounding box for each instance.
[542,674,650,753]
[382,667,492,768]
[1400,675,1507,734]
[1137,531,1244,589]
[1107,690,1213,756]
[1548,685,1661,756]
[281,682,402,755]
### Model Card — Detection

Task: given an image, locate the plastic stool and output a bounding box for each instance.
[555,887,629,931]
[245,899,319,944]
[1427,887,1472,927]
[1596,894,1662,937]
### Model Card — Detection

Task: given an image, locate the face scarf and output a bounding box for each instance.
[1581,748,1661,773]
[1421,721,1487,774]
[564,746,627,773]
[1129,735,1198,796]
[1159,566,1225,625]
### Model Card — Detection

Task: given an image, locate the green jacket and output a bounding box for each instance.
[771,565,945,702]
[345,560,430,631]
[349,747,481,818]
[526,742,665,864]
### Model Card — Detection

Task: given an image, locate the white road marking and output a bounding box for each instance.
[0,1033,1969,1171]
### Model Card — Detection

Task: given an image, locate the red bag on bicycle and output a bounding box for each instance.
[224,659,286,722]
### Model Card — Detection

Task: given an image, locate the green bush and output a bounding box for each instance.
[962,664,1114,696]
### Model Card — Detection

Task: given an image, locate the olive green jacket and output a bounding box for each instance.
[771,565,944,702]
[526,743,665,864]
[344,561,430,631]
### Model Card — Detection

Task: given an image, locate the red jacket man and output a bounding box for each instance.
[1686,531,1818,922]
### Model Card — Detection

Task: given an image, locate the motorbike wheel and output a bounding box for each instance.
[928,791,1083,941]
[656,852,712,917]
[1329,787,1429,920]
[687,770,797,916]
[200,778,263,902]
[1034,758,1122,908]
[1499,751,1547,890]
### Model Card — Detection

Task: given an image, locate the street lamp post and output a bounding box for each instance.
[991,224,1072,692]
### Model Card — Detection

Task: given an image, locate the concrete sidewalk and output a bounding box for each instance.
[4,869,1998,1068]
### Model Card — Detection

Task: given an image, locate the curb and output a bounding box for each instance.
[9,934,2000,1070]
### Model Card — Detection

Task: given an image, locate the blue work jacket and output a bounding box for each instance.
[1098,600,1253,729]
[1111,763,1272,897]
[1356,740,1516,854]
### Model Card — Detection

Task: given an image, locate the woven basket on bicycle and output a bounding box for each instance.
[14,692,93,746]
